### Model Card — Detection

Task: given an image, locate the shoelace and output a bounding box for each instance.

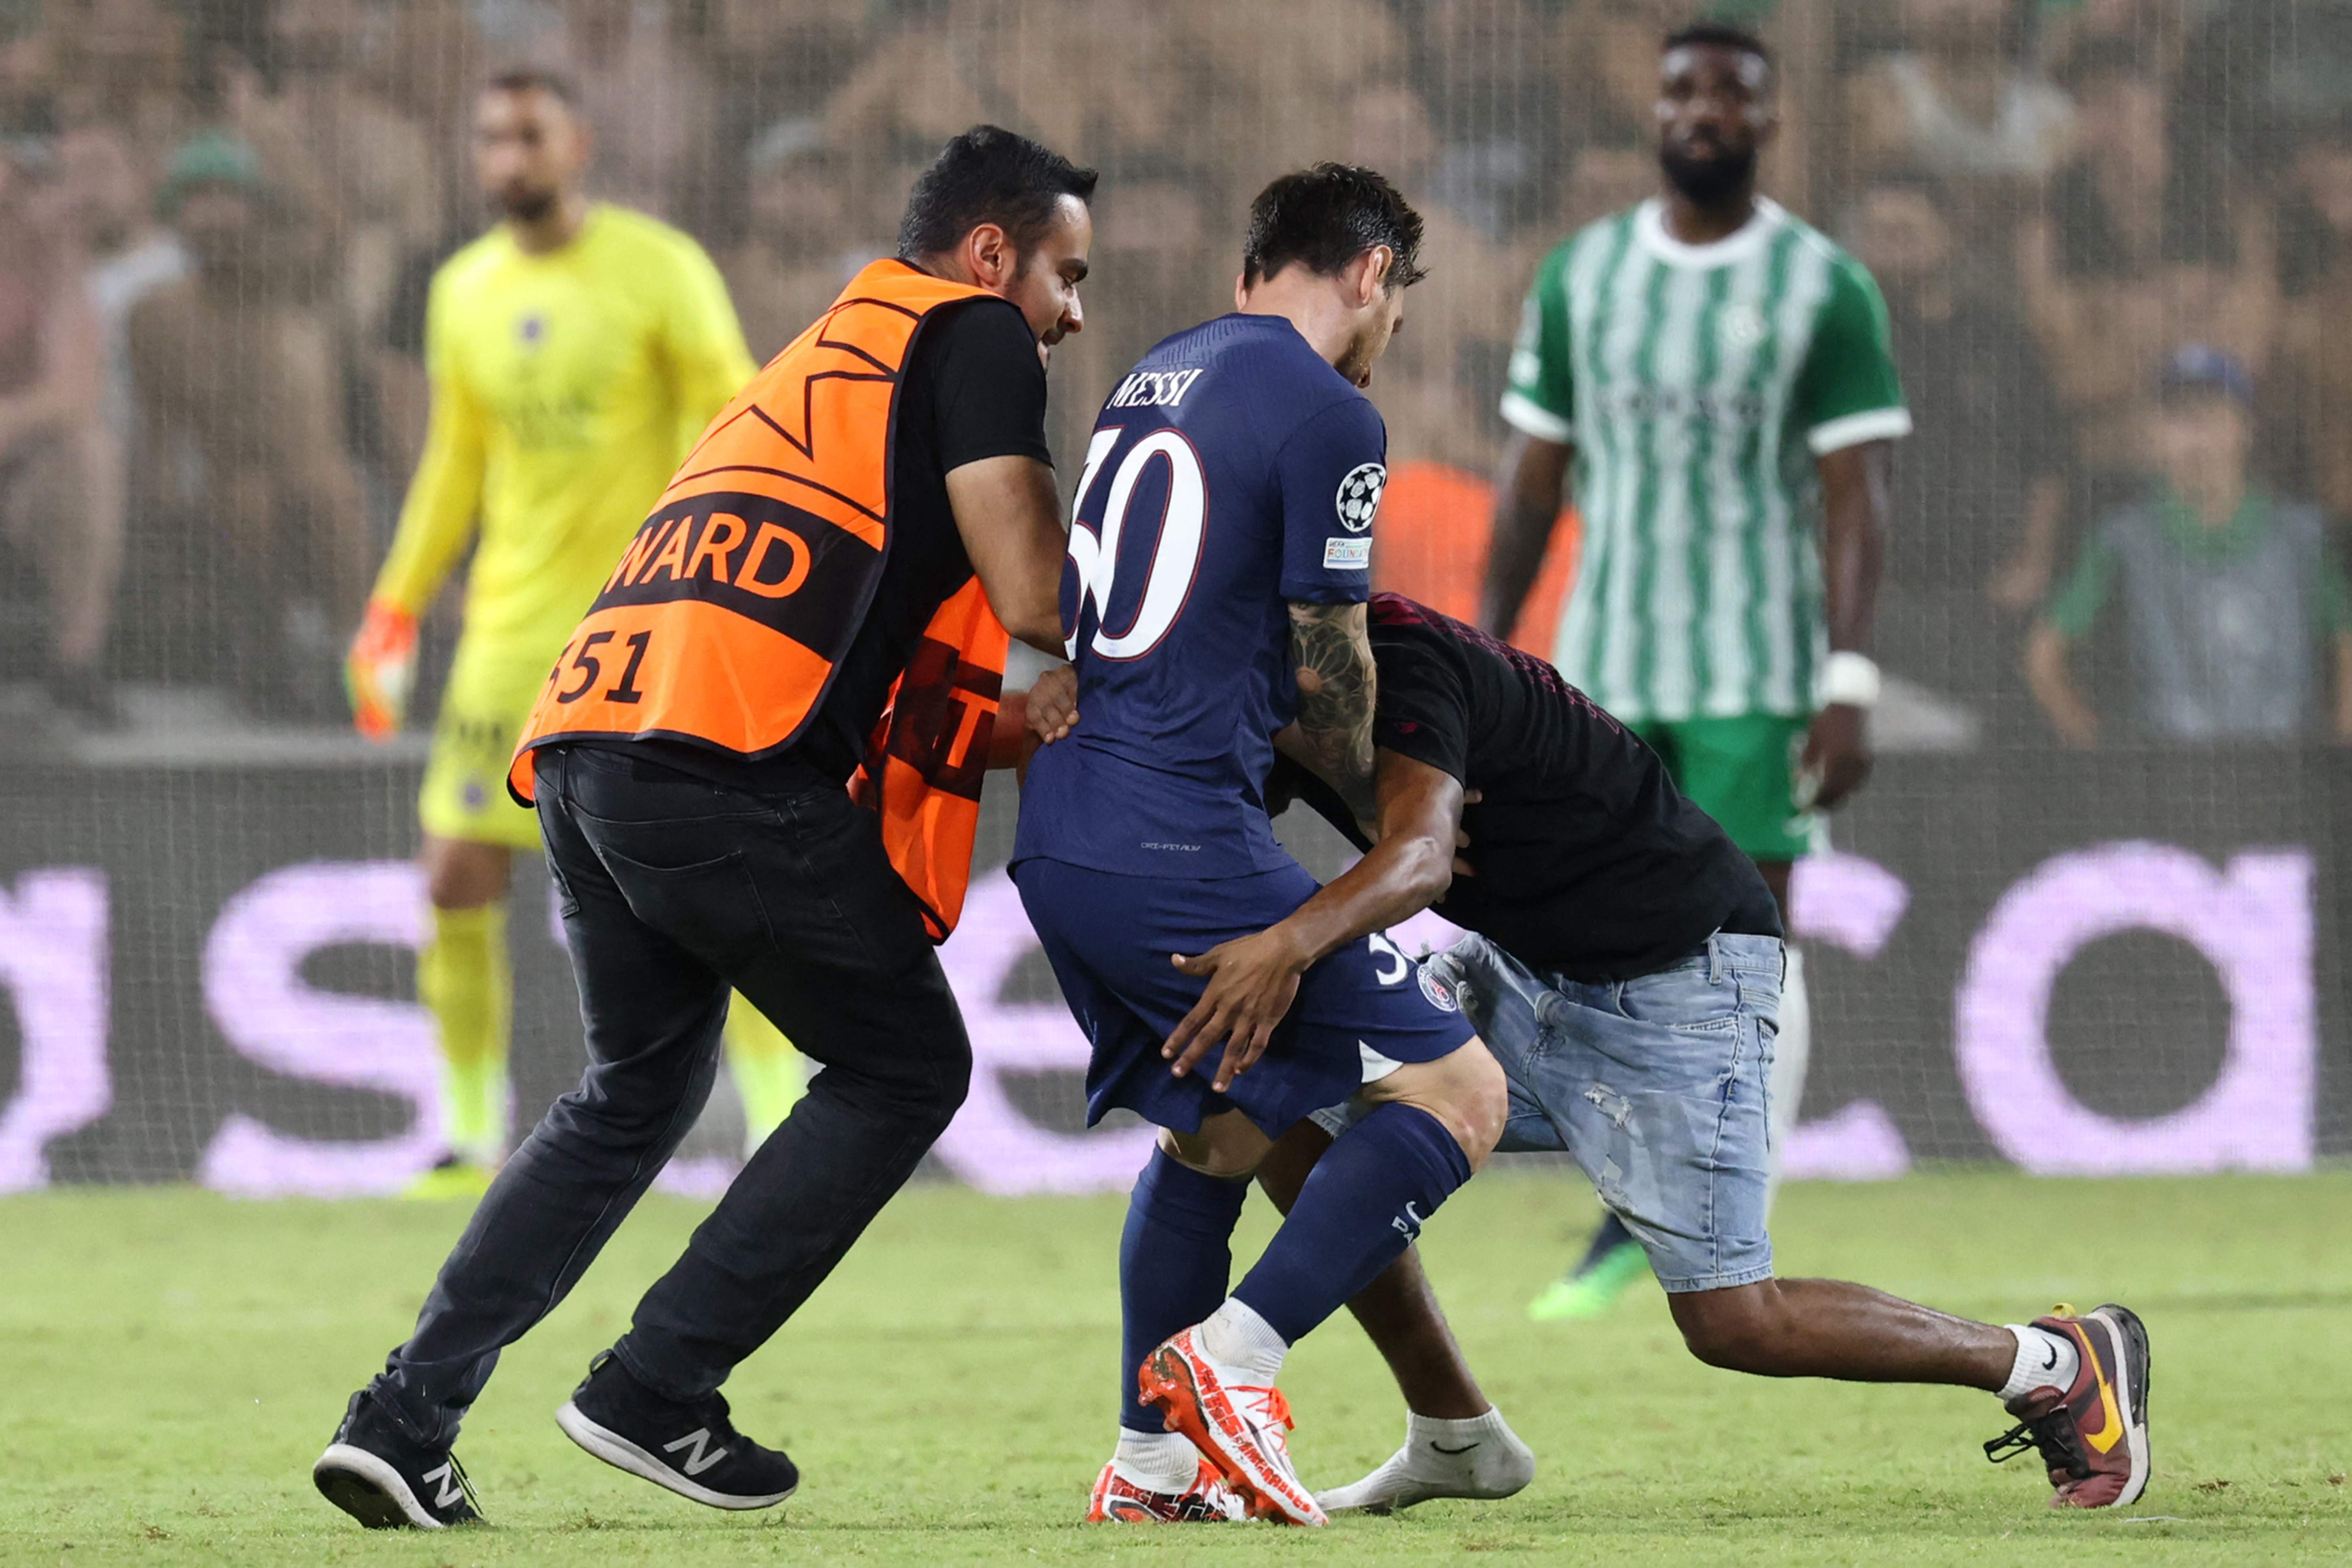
[1984,1304,2093,1481]
[1232,1383,1303,1485]
[1234,1384,1295,1435]
[442,1451,483,1515]
[1983,1408,2091,1481]
[1177,1464,1244,1521]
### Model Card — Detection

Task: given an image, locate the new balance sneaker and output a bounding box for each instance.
[1138,1329,1326,1527]
[1527,1238,1648,1321]
[1984,1303,2152,1509]
[1316,1411,1538,1516]
[313,1389,481,1529]
[1087,1459,1250,1523]
[556,1352,798,1510]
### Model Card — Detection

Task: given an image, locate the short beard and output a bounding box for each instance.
[498,187,558,224]
[1660,143,1756,208]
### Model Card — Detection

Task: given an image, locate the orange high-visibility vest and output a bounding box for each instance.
[509,259,1012,939]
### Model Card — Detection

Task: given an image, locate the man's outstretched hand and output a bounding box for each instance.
[1162,927,1312,1094]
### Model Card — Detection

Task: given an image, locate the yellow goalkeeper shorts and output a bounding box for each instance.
[418,637,550,852]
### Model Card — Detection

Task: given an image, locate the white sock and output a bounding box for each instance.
[1406,1407,1513,1467]
[1198,1297,1288,1385]
[1764,945,1809,1214]
[1998,1324,2080,1403]
[1114,1426,1199,1491]
[1318,1404,1538,1513]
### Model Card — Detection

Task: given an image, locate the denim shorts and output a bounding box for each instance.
[1317,930,1784,1293]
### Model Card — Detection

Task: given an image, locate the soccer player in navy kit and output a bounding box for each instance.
[1013,167,1507,1528]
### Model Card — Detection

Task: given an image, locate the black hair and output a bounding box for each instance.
[1662,21,1772,70]
[896,125,1099,264]
[485,68,582,107]
[1241,163,1427,291]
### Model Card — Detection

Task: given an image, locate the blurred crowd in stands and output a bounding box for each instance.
[3,0,2350,746]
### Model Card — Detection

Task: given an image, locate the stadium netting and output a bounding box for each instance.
[1,0,2348,1192]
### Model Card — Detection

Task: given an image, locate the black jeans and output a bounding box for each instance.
[372,743,971,1444]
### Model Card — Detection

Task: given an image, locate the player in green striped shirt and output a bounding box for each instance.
[1482,21,1906,1321]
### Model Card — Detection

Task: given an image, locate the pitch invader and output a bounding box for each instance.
[1012,167,1508,1528]
[1482,21,1906,1318]
[342,71,803,1197]
[1184,593,2150,1514]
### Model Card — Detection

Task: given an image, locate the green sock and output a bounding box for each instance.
[420,902,511,1165]
[722,994,806,1156]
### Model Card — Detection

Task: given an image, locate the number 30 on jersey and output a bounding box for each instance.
[1062,425,1206,662]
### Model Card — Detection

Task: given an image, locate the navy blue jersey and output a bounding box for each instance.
[1014,313,1385,878]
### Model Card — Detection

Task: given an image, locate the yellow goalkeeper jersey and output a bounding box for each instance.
[369,204,757,654]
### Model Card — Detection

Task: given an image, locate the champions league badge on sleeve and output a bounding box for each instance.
[1335,462,1387,533]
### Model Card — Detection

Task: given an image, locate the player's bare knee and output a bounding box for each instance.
[1670,1282,1781,1371]
[1367,1039,1507,1170]
[1159,1114,1268,1180]
[1451,1038,1509,1166]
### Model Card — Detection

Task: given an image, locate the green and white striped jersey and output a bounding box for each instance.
[1502,197,1908,722]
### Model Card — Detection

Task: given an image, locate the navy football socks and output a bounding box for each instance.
[1233,1102,1471,1345]
[1118,1147,1247,1432]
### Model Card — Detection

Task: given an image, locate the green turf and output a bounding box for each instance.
[2,1172,2348,1565]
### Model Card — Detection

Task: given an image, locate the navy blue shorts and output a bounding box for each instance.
[1011,856,1477,1137]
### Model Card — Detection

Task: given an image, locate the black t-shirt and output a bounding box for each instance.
[630,293,1051,790]
[1289,594,1779,982]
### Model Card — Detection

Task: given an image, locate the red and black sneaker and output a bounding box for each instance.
[1984,1303,2152,1509]
[1086,1459,1249,1523]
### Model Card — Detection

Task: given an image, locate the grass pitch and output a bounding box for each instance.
[2,1171,2348,1566]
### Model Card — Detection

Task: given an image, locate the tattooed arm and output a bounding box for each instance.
[1283,599,1378,824]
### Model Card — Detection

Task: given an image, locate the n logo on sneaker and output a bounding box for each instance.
[662,1427,731,1476]
[421,1461,464,1509]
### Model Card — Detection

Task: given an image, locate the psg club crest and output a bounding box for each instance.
[1417,962,1460,1013]
[1335,462,1387,533]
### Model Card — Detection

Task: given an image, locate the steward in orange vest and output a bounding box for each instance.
[509,256,1040,936]
[318,126,1092,1517]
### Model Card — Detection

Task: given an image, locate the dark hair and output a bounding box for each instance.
[896,125,1099,264]
[1662,21,1772,69]
[1241,163,1427,291]
[484,68,581,107]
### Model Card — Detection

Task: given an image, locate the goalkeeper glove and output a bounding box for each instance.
[346,601,418,740]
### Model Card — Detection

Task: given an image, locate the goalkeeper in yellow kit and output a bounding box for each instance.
[347,70,800,1195]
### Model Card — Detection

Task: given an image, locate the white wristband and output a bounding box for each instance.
[1820,651,1881,709]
